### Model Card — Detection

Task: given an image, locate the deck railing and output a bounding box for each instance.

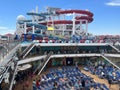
[33,51,52,75]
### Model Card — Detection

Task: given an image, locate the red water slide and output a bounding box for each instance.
[56,10,93,17]
[40,9,93,25]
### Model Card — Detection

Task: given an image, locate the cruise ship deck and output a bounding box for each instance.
[0,6,120,90]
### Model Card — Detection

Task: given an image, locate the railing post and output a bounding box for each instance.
[9,62,18,90]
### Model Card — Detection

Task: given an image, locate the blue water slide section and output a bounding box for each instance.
[18,22,47,41]
[27,12,49,21]
[18,20,46,30]
[27,23,46,41]
[19,12,53,41]
[18,21,47,41]
[18,20,32,24]
[27,23,46,30]
[27,12,50,16]
[35,29,41,33]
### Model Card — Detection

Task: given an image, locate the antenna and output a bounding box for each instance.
[36,6,39,13]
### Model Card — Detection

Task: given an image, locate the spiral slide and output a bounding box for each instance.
[56,10,93,23]
[27,12,47,21]
[26,12,48,31]
[22,12,48,41]
[41,9,93,25]
[20,9,94,41]
[26,23,47,40]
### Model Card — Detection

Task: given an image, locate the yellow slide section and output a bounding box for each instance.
[47,26,54,30]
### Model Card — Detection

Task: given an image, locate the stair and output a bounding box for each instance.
[0,44,20,67]
[20,43,35,59]
[101,54,120,70]
[109,44,120,53]
[114,45,120,51]
[33,52,52,75]
[0,61,12,83]
[9,62,18,90]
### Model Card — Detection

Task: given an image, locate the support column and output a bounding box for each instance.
[63,24,66,36]
[36,6,39,23]
[24,22,27,41]
[72,13,75,36]
[41,29,43,34]
[32,16,35,41]
[51,16,54,34]
[80,20,82,31]
[51,16,54,27]
[32,25,35,34]
[63,15,66,36]
[63,14,65,20]
[58,15,60,20]
[16,23,19,39]
[86,20,88,36]
[32,25,35,41]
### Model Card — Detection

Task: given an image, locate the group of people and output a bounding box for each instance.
[31,66,109,90]
[86,60,120,89]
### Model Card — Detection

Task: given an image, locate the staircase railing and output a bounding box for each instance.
[20,43,35,59]
[0,61,12,83]
[0,41,20,60]
[9,62,18,90]
[0,44,20,66]
[101,54,120,70]
[114,45,120,50]
[33,52,52,75]
[109,44,120,53]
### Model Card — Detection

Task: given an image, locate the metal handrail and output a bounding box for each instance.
[9,62,18,90]
[37,52,52,75]
[20,43,35,59]
[101,54,120,70]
